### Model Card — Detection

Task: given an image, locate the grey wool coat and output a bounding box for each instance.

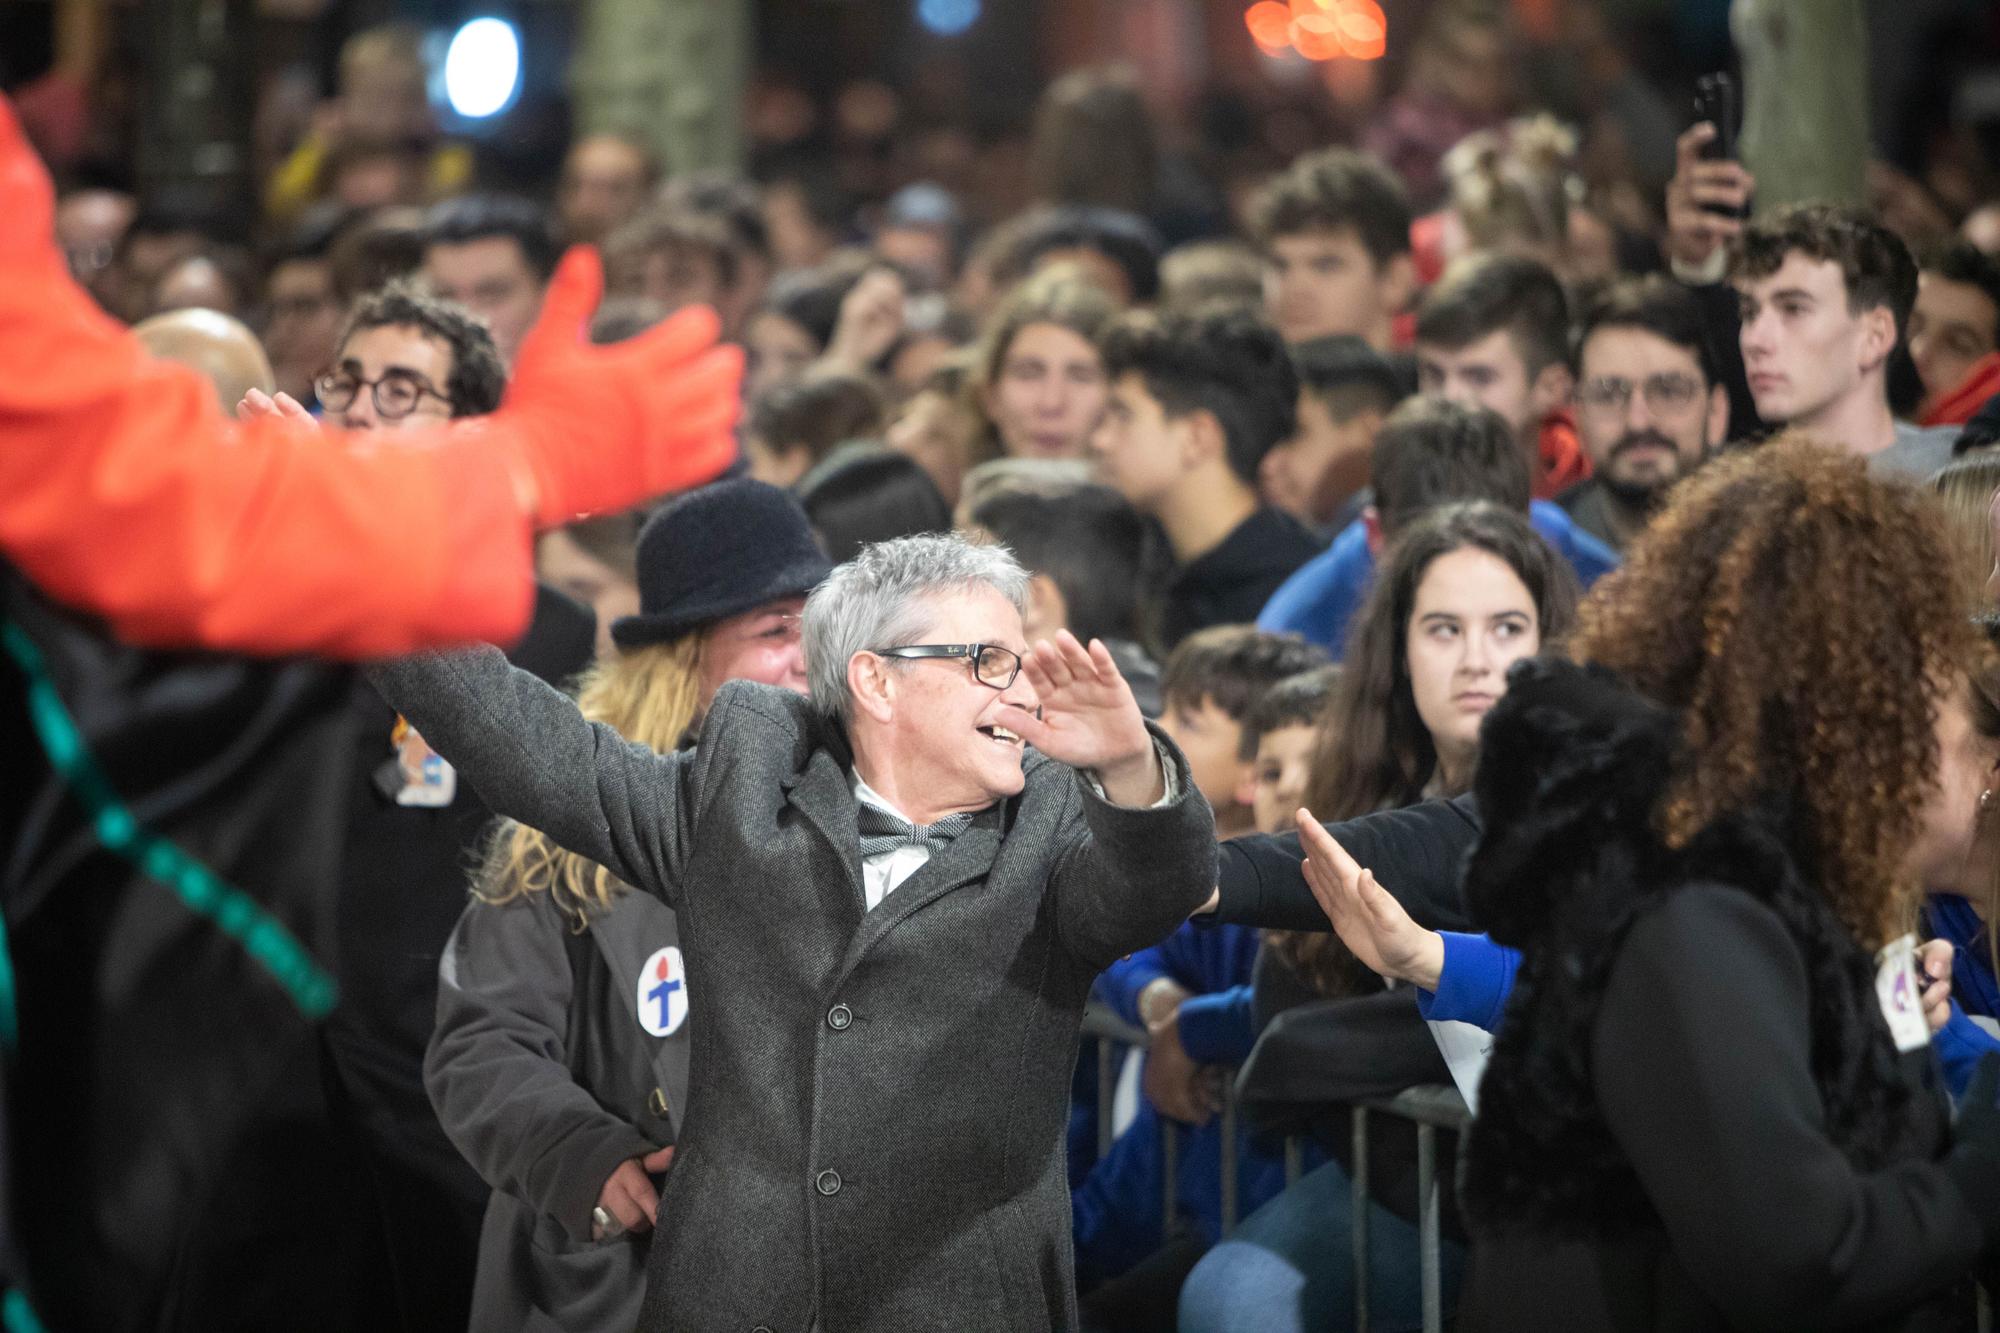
[368,646,1218,1333]
[426,870,689,1333]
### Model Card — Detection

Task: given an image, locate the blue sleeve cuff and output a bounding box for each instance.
[1936,1000,2000,1100]
[1415,931,1520,1032]
[1096,949,1170,1030]
[1175,985,1258,1066]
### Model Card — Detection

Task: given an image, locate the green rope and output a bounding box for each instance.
[1,619,338,1022]
[1,1289,46,1333]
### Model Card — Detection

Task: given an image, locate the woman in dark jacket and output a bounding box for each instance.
[1457,437,2000,1330]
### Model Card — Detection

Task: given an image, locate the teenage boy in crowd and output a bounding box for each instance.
[1909,240,2000,427]
[1075,662,1341,1325]
[1414,252,1590,500]
[422,193,559,367]
[1092,307,1324,649]
[1556,276,1731,551]
[1253,147,1418,353]
[1260,397,1615,657]
[1733,203,1962,476]
[1261,335,1408,539]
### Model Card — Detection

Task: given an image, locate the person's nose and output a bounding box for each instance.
[339,397,378,430]
[1438,375,1478,410]
[1459,629,1494,677]
[1739,310,1776,361]
[1621,385,1655,432]
[999,665,1040,714]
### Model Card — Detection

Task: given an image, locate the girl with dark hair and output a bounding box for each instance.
[1273,501,1578,997]
[1182,502,1576,1333]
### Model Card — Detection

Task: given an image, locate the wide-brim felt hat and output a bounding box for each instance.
[610,478,833,649]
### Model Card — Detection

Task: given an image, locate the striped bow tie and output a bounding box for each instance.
[856,804,973,859]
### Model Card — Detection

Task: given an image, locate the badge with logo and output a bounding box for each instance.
[372,716,457,808]
[1874,933,1932,1054]
[637,946,689,1037]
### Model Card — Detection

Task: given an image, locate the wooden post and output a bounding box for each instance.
[571,0,751,175]
[1734,0,1869,211]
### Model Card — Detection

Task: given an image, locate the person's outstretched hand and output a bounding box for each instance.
[494,247,744,526]
[997,631,1160,807]
[236,387,317,430]
[1296,809,1444,989]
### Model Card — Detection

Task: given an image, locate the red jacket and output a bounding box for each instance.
[0,96,739,659]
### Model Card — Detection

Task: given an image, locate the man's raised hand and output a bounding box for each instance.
[996,631,1161,806]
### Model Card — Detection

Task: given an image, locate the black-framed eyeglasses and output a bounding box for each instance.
[315,368,453,420]
[872,643,1024,690]
[1576,373,1703,416]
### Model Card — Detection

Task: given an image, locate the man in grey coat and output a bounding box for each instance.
[369,532,1218,1333]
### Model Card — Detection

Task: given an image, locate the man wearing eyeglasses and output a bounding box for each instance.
[1555,276,1731,552]
[321,278,508,429]
[367,531,1218,1333]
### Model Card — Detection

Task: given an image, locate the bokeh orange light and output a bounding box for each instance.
[1244,0,1387,61]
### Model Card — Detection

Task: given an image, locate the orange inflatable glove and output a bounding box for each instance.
[467,247,745,528]
[0,95,740,659]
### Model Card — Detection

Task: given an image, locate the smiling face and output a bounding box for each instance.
[984,321,1109,459]
[1735,253,1892,431]
[1404,545,1541,782]
[850,586,1040,816]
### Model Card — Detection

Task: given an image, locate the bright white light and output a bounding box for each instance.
[918,0,980,37]
[444,18,521,119]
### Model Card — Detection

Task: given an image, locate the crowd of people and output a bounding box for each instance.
[6,3,2000,1330]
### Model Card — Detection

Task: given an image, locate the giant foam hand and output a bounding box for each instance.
[474,247,745,527]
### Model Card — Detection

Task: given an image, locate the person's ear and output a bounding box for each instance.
[1363,504,1385,557]
[1704,382,1730,452]
[847,652,897,724]
[1183,408,1228,472]
[1859,305,1898,374]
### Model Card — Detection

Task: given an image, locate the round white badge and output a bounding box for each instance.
[636,947,689,1037]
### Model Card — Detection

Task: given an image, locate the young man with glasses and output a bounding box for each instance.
[320,278,508,429]
[1556,277,1730,551]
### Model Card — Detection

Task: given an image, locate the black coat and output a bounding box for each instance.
[1457,660,1991,1331]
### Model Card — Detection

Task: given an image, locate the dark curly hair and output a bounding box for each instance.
[1570,433,1973,947]
[338,278,506,417]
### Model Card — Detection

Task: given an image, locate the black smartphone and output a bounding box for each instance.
[1692,72,1745,218]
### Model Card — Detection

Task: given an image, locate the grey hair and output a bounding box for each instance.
[804,532,1031,722]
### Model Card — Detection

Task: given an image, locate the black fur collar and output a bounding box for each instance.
[1459,659,1921,1237]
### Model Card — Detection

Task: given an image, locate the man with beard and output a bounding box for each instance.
[1556,277,1730,551]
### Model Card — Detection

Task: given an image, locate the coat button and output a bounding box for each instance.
[648,1086,670,1118]
[827,1003,852,1031]
[752,1326,774,1333]
[816,1169,842,1196]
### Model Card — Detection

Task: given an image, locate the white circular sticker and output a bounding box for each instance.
[636,946,689,1037]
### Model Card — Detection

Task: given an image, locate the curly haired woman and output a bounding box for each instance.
[1202,436,2000,1328]
[1454,436,2000,1329]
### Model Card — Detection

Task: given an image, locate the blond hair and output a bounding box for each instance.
[1930,451,2000,612]
[477,637,704,928]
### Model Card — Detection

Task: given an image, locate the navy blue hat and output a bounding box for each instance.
[610,479,833,649]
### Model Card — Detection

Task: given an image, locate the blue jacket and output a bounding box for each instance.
[1074,923,1320,1283]
[1257,500,1620,657]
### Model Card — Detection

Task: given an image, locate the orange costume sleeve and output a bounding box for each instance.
[0,96,740,660]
